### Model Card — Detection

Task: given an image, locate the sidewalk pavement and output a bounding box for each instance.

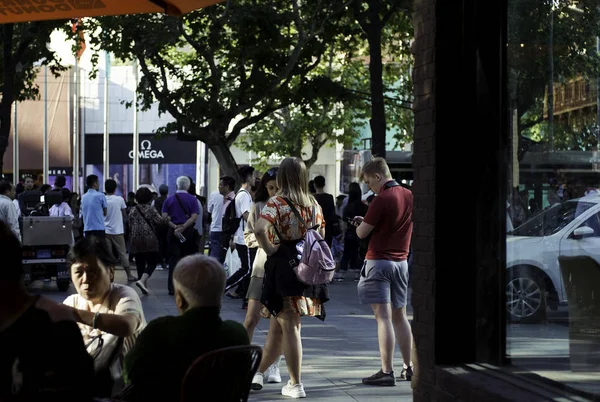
[34,267,414,402]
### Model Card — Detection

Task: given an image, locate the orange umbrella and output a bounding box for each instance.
[0,0,224,24]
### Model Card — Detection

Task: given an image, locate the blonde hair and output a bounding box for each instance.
[362,157,392,179]
[173,254,225,308]
[276,157,314,207]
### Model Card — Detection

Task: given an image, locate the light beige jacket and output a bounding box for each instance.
[244,202,267,278]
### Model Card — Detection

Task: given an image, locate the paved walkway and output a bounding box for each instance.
[34,268,414,402]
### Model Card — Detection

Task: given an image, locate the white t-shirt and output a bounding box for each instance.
[235,189,252,245]
[194,199,204,235]
[63,283,146,360]
[207,191,224,232]
[104,194,127,235]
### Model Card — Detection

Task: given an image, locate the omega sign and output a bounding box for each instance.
[129,140,165,160]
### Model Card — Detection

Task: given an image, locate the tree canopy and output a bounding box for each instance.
[86,0,349,182]
[239,2,414,170]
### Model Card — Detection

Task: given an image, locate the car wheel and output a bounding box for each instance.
[56,280,70,292]
[506,268,547,323]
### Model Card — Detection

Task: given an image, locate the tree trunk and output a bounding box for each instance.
[0,103,12,176]
[367,1,386,158]
[0,24,14,176]
[304,138,324,170]
[208,139,243,190]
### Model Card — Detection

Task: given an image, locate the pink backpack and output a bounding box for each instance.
[284,199,336,285]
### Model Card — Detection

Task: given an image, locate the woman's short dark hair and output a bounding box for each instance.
[135,187,153,204]
[67,236,117,270]
[348,182,362,204]
[254,168,278,203]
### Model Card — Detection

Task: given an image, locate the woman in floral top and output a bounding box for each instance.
[129,187,168,295]
[254,157,329,398]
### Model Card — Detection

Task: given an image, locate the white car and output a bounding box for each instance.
[506,196,600,323]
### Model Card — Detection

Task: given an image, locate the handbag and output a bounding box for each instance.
[86,333,123,373]
[86,333,124,397]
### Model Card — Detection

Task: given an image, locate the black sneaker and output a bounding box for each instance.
[362,370,396,386]
[400,365,413,381]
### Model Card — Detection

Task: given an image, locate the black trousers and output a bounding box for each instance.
[225,244,257,297]
[340,236,362,272]
[135,252,158,279]
[167,228,199,293]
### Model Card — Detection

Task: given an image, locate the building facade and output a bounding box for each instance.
[412,0,599,400]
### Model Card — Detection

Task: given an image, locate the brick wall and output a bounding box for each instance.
[411,0,436,400]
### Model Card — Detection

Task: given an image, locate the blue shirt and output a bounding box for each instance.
[81,189,108,232]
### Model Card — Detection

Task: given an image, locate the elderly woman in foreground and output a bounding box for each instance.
[121,254,249,402]
[62,237,146,381]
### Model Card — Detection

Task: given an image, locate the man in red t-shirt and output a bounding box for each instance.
[353,157,414,386]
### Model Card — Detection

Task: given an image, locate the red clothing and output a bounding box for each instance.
[363,183,413,261]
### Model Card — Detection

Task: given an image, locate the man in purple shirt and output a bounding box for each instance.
[162,176,200,295]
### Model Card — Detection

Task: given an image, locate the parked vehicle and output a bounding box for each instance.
[21,192,74,292]
[506,196,600,323]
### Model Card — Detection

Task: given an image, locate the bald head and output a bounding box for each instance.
[172,254,225,310]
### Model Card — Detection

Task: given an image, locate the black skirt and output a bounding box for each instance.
[260,239,329,320]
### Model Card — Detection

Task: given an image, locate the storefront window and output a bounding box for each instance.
[507,0,600,396]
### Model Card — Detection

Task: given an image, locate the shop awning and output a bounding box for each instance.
[0,0,224,24]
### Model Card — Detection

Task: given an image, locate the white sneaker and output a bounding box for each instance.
[281,381,306,398]
[251,372,264,391]
[266,363,282,383]
[135,281,149,295]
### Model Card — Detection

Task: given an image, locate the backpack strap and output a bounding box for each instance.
[283,198,309,229]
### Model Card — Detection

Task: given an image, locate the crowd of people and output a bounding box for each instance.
[0,156,414,400]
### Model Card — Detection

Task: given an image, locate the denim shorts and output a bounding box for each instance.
[357,259,409,308]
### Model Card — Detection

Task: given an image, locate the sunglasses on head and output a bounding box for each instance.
[266,168,278,177]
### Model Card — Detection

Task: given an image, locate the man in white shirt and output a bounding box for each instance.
[0,180,20,241]
[207,190,225,262]
[208,176,236,264]
[104,179,136,281]
[225,166,257,300]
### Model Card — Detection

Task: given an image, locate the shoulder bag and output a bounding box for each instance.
[174,194,198,242]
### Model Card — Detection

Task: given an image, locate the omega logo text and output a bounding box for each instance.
[129,140,165,160]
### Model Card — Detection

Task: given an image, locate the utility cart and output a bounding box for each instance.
[22,215,74,292]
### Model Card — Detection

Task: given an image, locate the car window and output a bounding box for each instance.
[511,201,595,237]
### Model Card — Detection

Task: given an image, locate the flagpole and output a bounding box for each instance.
[132,58,139,191]
[103,51,110,184]
[43,65,49,184]
[12,102,18,187]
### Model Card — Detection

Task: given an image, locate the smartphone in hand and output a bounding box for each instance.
[346,217,360,227]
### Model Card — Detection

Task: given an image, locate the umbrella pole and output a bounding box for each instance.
[132,58,139,192]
